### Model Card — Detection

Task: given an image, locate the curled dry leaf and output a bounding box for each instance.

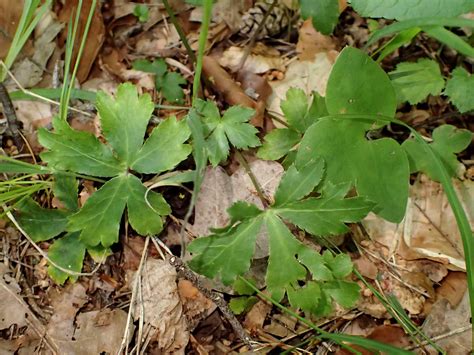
[363,175,474,270]
[218,46,284,74]
[436,271,467,307]
[0,264,28,330]
[191,159,284,258]
[422,290,472,354]
[178,279,216,329]
[133,258,189,354]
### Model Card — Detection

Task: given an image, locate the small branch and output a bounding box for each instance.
[168,256,254,350]
[0,82,24,150]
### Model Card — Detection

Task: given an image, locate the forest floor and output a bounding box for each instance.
[0,0,473,354]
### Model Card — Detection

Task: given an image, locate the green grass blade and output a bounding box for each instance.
[9,88,97,102]
[191,0,213,104]
[422,26,474,57]
[367,17,474,46]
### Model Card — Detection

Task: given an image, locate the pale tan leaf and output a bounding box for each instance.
[133,258,189,353]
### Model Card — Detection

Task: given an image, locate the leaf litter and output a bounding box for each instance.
[0,0,473,353]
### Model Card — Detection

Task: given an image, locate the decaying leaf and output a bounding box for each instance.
[0,264,28,330]
[296,19,337,61]
[133,258,189,353]
[218,46,284,74]
[422,290,472,354]
[363,175,474,270]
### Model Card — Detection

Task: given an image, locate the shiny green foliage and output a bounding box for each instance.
[298,47,409,223]
[39,83,191,248]
[189,159,371,315]
[196,100,260,166]
[350,0,474,20]
[133,59,187,103]
[444,67,474,113]
[403,125,473,181]
[390,59,445,104]
[257,89,327,161]
[299,0,340,34]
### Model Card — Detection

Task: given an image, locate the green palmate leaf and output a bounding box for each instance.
[266,213,307,301]
[97,82,154,165]
[298,47,409,222]
[87,244,112,262]
[69,175,170,247]
[350,0,474,20]
[258,90,327,161]
[53,173,78,211]
[188,216,264,285]
[390,59,445,104]
[197,100,260,166]
[323,252,353,278]
[273,158,325,207]
[227,201,263,224]
[323,280,360,308]
[233,277,257,296]
[68,176,128,247]
[299,0,340,35]
[229,296,258,315]
[257,128,301,160]
[38,117,123,177]
[298,248,333,281]
[132,59,187,103]
[276,187,375,236]
[126,175,170,235]
[47,232,85,285]
[287,282,322,315]
[402,125,472,181]
[15,199,69,242]
[157,72,187,103]
[444,67,474,113]
[131,116,192,174]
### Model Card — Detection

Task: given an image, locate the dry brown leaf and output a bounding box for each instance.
[71,309,130,355]
[191,160,284,258]
[363,175,474,270]
[178,280,216,329]
[0,264,28,330]
[58,0,105,82]
[236,70,273,102]
[422,290,472,354]
[133,258,189,353]
[353,256,378,280]
[436,272,467,307]
[47,283,88,343]
[297,19,337,61]
[218,46,284,74]
[0,0,34,58]
[244,300,272,333]
[13,100,52,133]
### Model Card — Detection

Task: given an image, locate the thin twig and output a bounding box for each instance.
[168,255,254,350]
[0,82,24,150]
[405,324,472,351]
